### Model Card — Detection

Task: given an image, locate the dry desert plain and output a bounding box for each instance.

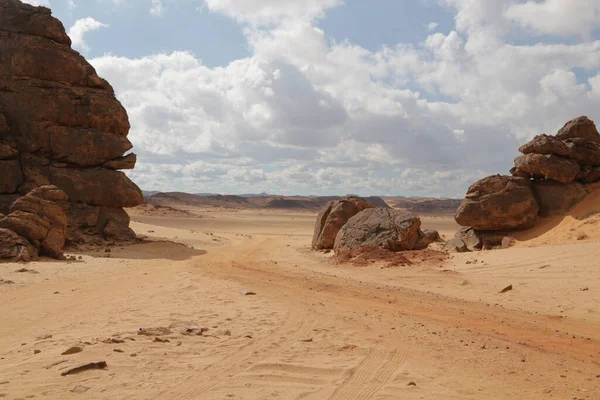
[1,199,600,399]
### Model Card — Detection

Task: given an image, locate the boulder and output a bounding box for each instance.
[455,175,539,231]
[312,197,374,250]
[513,154,579,184]
[456,227,482,252]
[334,208,423,252]
[414,229,442,250]
[0,228,37,261]
[532,181,591,217]
[443,237,468,253]
[564,138,600,166]
[555,116,600,144]
[96,207,135,239]
[0,185,68,257]
[518,134,571,157]
[0,159,23,193]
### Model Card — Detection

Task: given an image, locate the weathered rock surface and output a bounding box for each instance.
[415,229,442,250]
[519,134,571,158]
[312,197,374,250]
[455,175,539,231]
[334,208,424,252]
[513,154,580,184]
[0,228,37,261]
[564,138,600,166]
[556,116,600,144]
[532,181,591,217]
[0,0,143,246]
[0,185,68,257]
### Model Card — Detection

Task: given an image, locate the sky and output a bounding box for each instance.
[23,0,600,197]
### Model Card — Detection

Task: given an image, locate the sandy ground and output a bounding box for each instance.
[0,209,599,399]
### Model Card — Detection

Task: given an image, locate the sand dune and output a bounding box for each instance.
[0,209,599,399]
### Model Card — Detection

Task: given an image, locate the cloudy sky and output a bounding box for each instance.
[25,0,600,197]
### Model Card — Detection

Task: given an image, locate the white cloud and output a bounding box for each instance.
[203,0,343,25]
[505,0,600,38]
[20,0,50,5]
[68,17,109,53]
[88,0,600,196]
[150,0,165,16]
[427,22,439,31]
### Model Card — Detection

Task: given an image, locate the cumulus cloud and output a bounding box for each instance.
[68,17,109,53]
[505,0,600,38]
[90,0,600,196]
[203,0,343,26]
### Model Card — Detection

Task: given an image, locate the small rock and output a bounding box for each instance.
[407,382,417,387]
[138,327,171,336]
[581,287,590,291]
[130,353,137,357]
[0,279,15,285]
[113,349,124,353]
[34,349,41,355]
[103,338,125,344]
[61,361,108,376]
[104,248,111,253]
[153,337,170,343]
[70,385,91,393]
[299,338,313,343]
[241,290,256,296]
[500,285,513,294]
[61,346,83,355]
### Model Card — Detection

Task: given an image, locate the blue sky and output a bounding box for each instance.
[25,0,600,197]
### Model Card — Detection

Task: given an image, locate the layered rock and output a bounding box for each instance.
[333,208,433,253]
[0,0,143,246]
[455,175,539,231]
[453,116,600,252]
[0,185,67,260]
[312,197,374,250]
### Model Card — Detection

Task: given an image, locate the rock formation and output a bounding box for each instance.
[0,0,143,251]
[334,208,431,253]
[312,197,374,249]
[453,116,600,252]
[312,197,442,254]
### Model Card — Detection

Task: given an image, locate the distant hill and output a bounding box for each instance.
[143,191,458,214]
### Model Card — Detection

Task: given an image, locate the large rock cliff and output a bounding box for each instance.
[0,0,143,250]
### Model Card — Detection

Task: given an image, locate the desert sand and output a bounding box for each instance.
[1,207,599,399]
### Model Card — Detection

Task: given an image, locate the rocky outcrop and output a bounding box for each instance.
[333,208,431,253]
[0,0,143,246]
[312,197,374,250]
[513,154,580,184]
[455,175,539,231]
[0,185,67,259]
[0,228,37,262]
[452,116,600,252]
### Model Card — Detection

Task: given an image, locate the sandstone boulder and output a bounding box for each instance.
[312,197,374,250]
[556,116,600,144]
[518,134,571,157]
[564,138,600,166]
[455,175,539,231]
[532,181,591,217]
[0,228,37,262]
[576,166,600,184]
[513,154,579,184]
[334,208,423,252]
[414,229,442,250]
[0,185,68,257]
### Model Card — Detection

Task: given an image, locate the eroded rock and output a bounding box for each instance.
[312,197,374,250]
[455,175,539,231]
[334,208,423,252]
